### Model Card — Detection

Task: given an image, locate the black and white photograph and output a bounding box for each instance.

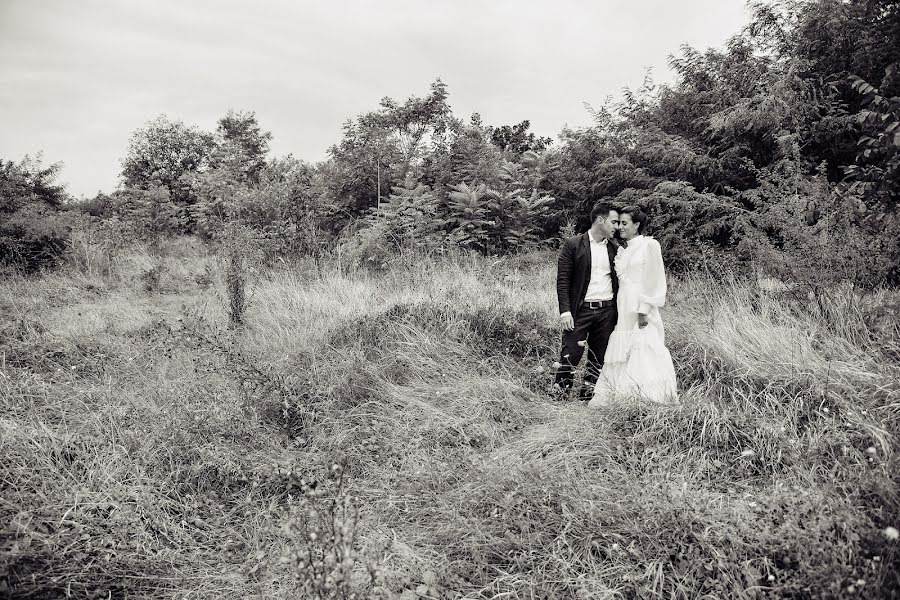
[2,0,899,597]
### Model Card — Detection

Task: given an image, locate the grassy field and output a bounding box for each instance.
[2,237,899,599]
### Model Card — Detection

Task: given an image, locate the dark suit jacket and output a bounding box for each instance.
[556,232,619,315]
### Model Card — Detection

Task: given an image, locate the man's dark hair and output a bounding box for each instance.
[619,205,649,233]
[590,201,617,224]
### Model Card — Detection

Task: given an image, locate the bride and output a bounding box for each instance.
[588,206,678,408]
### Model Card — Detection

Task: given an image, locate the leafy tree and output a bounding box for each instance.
[326,117,404,221]
[326,80,453,224]
[371,79,453,182]
[424,118,505,193]
[845,67,900,214]
[546,126,656,231]
[70,192,117,218]
[487,187,554,252]
[488,120,552,156]
[0,154,71,272]
[215,109,273,184]
[182,165,243,240]
[842,65,900,284]
[120,112,273,235]
[120,115,216,206]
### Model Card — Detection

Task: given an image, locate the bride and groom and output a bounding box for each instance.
[553,202,678,407]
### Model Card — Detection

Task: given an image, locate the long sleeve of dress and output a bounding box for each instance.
[637,238,667,314]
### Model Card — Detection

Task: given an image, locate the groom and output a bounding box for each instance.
[553,202,619,401]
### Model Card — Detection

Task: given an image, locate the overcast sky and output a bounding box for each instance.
[0,0,749,198]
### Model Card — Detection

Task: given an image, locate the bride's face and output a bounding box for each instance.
[618,213,640,240]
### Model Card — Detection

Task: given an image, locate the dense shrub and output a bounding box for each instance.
[612,181,743,273]
[231,159,334,260]
[345,160,555,262]
[64,213,129,277]
[0,156,71,273]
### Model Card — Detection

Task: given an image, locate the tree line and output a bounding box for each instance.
[2,0,898,285]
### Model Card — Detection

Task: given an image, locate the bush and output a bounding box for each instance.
[0,155,70,273]
[0,204,71,274]
[344,170,556,265]
[614,166,899,289]
[64,213,129,278]
[444,181,553,254]
[369,182,443,251]
[189,158,334,262]
[336,222,397,272]
[615,180,743,274]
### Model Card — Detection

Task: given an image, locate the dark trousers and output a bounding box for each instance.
[554,304,617,398]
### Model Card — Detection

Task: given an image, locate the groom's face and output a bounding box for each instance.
[594,210,619,238]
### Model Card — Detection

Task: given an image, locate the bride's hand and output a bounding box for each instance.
[637,313,649,329]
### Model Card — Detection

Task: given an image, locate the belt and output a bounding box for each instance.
[584,299,615,309]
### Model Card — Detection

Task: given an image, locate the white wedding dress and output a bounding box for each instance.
[588,235,678,408]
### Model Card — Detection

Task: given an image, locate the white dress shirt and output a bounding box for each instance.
[584,231,614,302]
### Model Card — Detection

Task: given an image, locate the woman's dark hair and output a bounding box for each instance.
[618,205,649,233]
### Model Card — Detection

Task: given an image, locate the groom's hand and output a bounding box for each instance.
[637,313,649,329]
[559,312,575,331]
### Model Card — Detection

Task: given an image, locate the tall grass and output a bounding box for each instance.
[1,243,898,599]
